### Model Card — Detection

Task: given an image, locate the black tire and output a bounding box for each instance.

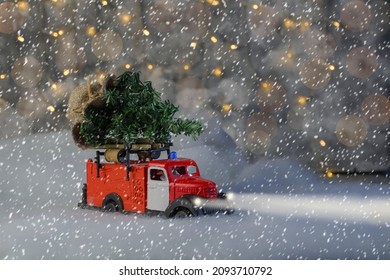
[102,193,123,212]
[104,201,118,212]
[174,208,192,218]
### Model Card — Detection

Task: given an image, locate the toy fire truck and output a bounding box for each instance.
[78,143,234,218]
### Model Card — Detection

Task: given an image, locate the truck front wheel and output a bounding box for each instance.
[174,208,192,218]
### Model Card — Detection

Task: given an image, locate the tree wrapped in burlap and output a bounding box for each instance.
[67,71,202,148]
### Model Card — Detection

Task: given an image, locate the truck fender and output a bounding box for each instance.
[164,195,202,218]
[102,193,124,212]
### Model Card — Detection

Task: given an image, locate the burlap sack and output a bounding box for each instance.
[67,75,116,148]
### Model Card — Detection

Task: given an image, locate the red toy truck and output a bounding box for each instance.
[78,143,233,218]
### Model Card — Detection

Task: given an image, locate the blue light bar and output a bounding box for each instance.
[170,151,177,159]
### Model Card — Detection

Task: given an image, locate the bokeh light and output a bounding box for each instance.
[246,112,278,139]
[287,106,309,130]
[146,0,179,32]
[55,33,87,72]
[0,2,29,34]
[213,67,223,77]
[119,13,132,25]
[361,94,390,125]
[16,90,47,119]
[216,79,249,110]
[175,77,207,113]
[246,129,272,155]
[340,0,372,32]
[247,5,279,40]
[91,30,123,61]
[255,82,287,112]
[346,47,377,79]
[303,29,336,58]
[11,56,43,88]
[86,26,97,37]
[210,36,218,43]
[181,2,211,38]
[299,58,331,89]
[283,18,295,29]
[335,115,368,147]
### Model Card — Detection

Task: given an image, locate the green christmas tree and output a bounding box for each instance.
[79,71,203,146]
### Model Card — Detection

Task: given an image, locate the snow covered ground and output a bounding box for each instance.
[0,131,389,259]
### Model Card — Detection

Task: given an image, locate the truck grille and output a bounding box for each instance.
[205,186,217,198]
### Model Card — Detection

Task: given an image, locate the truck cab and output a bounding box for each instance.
[79,144,233,218]
[147,159,218,214]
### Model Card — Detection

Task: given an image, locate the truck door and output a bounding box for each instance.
[147,167,169,211]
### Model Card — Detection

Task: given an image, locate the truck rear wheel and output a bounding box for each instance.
[102,193,123,212]
[104,201,118,212]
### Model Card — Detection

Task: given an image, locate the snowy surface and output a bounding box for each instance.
[1,131,390,259]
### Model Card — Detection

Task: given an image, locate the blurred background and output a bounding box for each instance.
[0,0,389,173]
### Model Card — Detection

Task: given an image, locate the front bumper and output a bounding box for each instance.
[194,193,235,215]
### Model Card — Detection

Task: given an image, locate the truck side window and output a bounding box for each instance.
[150,169,166,181]
[172,166,186,176]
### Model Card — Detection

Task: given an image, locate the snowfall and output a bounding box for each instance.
[1,131,389,260]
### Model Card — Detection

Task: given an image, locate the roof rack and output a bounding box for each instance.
[94,142,173,181]
[92,142,172,151]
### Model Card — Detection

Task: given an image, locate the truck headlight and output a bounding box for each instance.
[226,192,234,201]
[193,197,203,207]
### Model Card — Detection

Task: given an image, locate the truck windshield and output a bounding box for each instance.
[187,165,197,175]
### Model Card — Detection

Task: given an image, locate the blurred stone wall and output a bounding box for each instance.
[0,0,389,171]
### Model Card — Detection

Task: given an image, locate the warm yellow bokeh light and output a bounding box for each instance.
[206,0,219,6]
[86,26,96,37]
[332,21,341,28]
[284,18,295,29]
[261,81,272,90]
[120,14,132,25]
[147,64,154,70]
[143,29,150,36]
[0,74,7,79]
[326,171,333,178]
[328,64,335,71]
[101,0,108,6]
[297,96,307,106]
[51,83,57,90]
[213,67,222,77]
[125,64,131,69]
[63,69,70,76]
[47,105,56,112]
[252,4,259,10]
[17,1,29,11]
[319,139,326,147]
[210,36,218,43]
[222,103,232,112]
[190,41,197,49]
[183,64,190,71]
[230,44,238,50]
[17,35,25,42]
[300,20,310,30]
